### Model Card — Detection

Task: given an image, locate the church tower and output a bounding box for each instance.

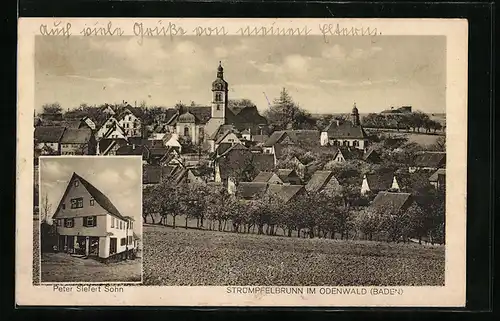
[351,102,360,126]
[211,61,228,122]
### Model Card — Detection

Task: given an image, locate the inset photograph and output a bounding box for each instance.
[38,156,142,283]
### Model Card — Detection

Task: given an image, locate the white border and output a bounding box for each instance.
[37,155,144,285]
[17,18,468,307]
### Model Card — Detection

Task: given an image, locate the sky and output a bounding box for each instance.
[35,35,446,114]
[39,157,142,235]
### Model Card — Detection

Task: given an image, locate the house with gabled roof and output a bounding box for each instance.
[263,130,320,155]
[305,170,341,195]
[409,151,446,173]
[363,148,382,163]
[276,169,302,185]
[236,182,269,200]
[117,106,143,138]
[34,126,66,155]
[252,171,283,184]
[332,146,364,163]
[52,172,136,260]
[266,184,306,204]
[96,138,128,156]
[60,128,96,155]
[369,191,413,215]
[428,168,445,191]
[361,172,400,196]
[320,103,369,150]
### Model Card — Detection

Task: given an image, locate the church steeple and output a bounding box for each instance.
[351,102,360,126]
[211,62,228,121]
[217,61,224,79]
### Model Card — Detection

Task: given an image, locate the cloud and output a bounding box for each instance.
[322,44,347,60]
[96,168,122,186]
[40,160,71,182]
[123,167,138,181]
[283,54,311,75]
[322,45,383,61]
[319,77,398,87]
[214,47,228,58]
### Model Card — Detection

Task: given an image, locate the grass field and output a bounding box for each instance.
[143,224,445,286]
[365,129,444,146]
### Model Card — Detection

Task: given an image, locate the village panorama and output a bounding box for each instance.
[34,52,446,286]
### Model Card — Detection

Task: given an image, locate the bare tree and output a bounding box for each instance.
[40,192,52,223]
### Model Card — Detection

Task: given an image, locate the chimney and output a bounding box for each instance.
[336,119,340,126]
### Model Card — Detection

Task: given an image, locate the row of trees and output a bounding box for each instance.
[143,176,445,244]
[362,112,444,133]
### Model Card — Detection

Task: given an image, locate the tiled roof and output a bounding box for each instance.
[335,147,364,160]
[370,191,413,214]
[54,172,127,221]
[34,126,66,143]
[413,152,446,168]
[215,143,233,156]
[98,138,127,154]
[267,184,305,203]
[236,182,269,199]
[217,147,254,180]
[276,169,293,180]
[365,172,396,192]
[323,120,367,139]
[253,134,269,144]
[305,170,337,193]
[60,128,92,144]
[263,130,320,147]
[116,145,148,158]
[252,154,275,172]
[428,168,446,182]
[252,171,275,183]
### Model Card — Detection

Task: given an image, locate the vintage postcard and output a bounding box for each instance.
[17,18,467,307]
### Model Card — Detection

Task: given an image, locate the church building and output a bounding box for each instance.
[320,103,369,150]
[165,62,267,150]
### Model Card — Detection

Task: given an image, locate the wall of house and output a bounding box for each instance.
[61,143,90,155]
[268,174,283,185]
[119,113,141,137]
[320,132,328,146]
[219,133,241,145]
[391,177,400,191]
[360,176,370,195]
[99,236,110,258]
[36,142,60,154]
[335,152,345,162]
[329,138,366,149]
[96,117,119,139]
[56,214,108,237]
[106,215,135,257]
[176,123,202,145]
[263,146,274,154]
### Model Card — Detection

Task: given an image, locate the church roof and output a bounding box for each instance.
[178,111,196,123]
[323,120,367,139]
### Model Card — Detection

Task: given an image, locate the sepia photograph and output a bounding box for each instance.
[33,34,446,286]
[17,17,467,307]
[37,156,142,283]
